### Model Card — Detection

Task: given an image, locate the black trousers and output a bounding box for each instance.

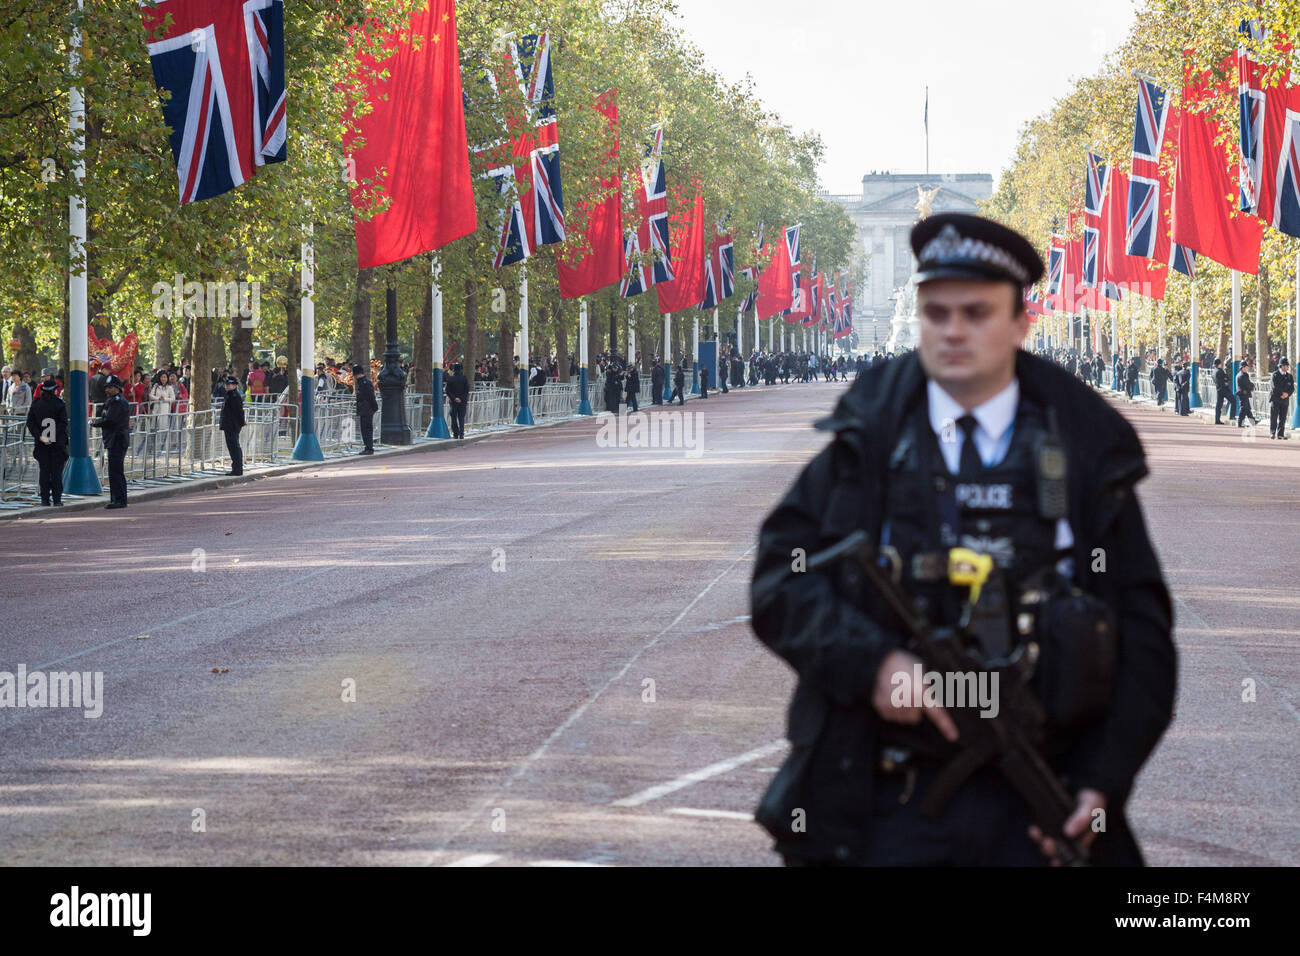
[107,444,127,503]
[1271,400,1289,436]
[35,446,67,502]
[1215,389,1231,423]
[627,392,639,412]
[224,429,244,474]
[449,401,466,439]
[358,412,374,451]
[670,385,683,405]
[1155,386,1167,406]
[1237,394,1257,426]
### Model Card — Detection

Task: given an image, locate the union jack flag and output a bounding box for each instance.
[1046,233,1065,296]
[700,229,735,311]
[141,0,287,206]
[1239,20,1268,215]
[621,125,673,296]
[471,32,566,270]
[718,233,735,299]
[1083,151,1108,288]
[1172,242,1197,278]
[1274,110,1300,237]
[784,224,803,317]
[738,222,764,314]
[1126,76,1168,258]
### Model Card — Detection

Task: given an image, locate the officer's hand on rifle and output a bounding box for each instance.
[872,648,959,743]
[1028,788,1106,866]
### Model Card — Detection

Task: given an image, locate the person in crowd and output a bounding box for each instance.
[1237,358,1259,428]
[671,363,685,405]
[445,362,469,440]
[1270,358,1293,440]
[1213,359,1231,425]
[625,362,640,412]
[5,367,31,416]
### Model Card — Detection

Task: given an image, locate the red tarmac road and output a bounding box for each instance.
[0,380,1295,865]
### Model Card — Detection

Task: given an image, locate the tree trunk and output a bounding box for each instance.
[555,302,569,381]
[11,322,39,376]
[414,281,433,395]
[180,316,195,367]
[464,278,479,383]
[230,310,253,381]
[192,317,212,413]
[350,267,374,367]
[1256,263,1271,372]
[372,304,385,369]
[498,283,517,389]
[154,316,175,368]
[1218,308,1230,364]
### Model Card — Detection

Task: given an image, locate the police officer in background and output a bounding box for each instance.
[1236,359,1258,428]
[1270,358,1293,439]
[90,374,130,509]
[219,375,247,474]
[750,213,1176,866]
[1213,359,1231,424]
[353,364,377,455]
[26,377,68,506]
[1173,362,1191,416]
[445,362,469,440]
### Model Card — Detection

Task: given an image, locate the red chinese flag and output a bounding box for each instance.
[1171,60,1264,274]
[1104,169,1168,300]
[756,227,793,319]
[346,1,476,269]
[558,91,624,299]
[656,189,706,314]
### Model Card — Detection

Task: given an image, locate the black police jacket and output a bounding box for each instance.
[445,373,469,404]
[354,377,379,417]
[1215,369,1230,391]
[219,390,246,432]
[1236,370,1254,395]
[91,394,131,450]
[26,395,69,449]
[750,349,1176,863]
[1270,371,1294,402]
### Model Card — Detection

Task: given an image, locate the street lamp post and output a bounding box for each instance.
[378,276,411,445]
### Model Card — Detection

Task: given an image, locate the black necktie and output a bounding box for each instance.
[957,414,982,480]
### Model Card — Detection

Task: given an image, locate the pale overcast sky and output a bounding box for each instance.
[669,0,1140,196]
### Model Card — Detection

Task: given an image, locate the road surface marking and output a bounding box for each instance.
[612,740,787,807]
[444,853,502,867]
[431,546,758,859]
[665,807,755,821]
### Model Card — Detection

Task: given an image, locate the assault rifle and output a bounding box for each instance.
[807,529,1091,867]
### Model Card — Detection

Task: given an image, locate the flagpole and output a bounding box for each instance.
[924,85,929,176]
[662,312,672,401]
[577,298,593,415]
[1189,277,1202,408]
[63,0,100,496]
[426,255,451,438]
[516,269,534,425]
[292,223,324,459]
[1231,270,1242,420]
[627,302,635,366]
[1111,302,1121,392]
[1293,250,1300,428]
[691,315,700,395]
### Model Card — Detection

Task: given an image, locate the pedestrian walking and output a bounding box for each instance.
[1213,359,1231,424]
[651,359,665,405]
[1236,360,1258,428]
[625,364,640,413]
[90,375,130,509]
[671,364,685,405]
[220,376,247,474]
[1150,359,1170,406]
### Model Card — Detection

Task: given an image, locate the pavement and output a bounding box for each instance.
[0,376,1295,866]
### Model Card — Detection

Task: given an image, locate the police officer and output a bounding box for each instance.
[1150,359,1170,406]
[1173,362,1191,416]
[1236,359,1258,428]
[219,375,247,474]
[90,374,130,509]
[651,359,665,406]
[751,213,1176,866]
[1270,358,1293,439]
[26,377,68,506]
[353,364,377,454]
[1213,359,1231,424]
[671,363,685,405]
[625,362,640,412]
[445,362,469,440]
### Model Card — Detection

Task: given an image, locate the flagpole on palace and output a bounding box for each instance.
[577,298,593,415]
[62,0,100,495]
[292,223,324,459]
[425,255,451,438]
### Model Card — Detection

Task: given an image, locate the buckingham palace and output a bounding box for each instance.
[825,171,993,349]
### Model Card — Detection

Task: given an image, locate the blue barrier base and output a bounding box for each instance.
[62,455,101,496]
[426,416,451,439]
[515,370,535,425]
[1189,364,1202,408]
[292,431,324,461]
[577,368,593,415]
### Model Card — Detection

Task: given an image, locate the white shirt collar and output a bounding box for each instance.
[927,378,1020,443]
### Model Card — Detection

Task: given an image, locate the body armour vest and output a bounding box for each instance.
[875,395,1067,757]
